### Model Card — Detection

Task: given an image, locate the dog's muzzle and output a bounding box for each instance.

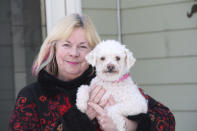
[107,64,115,73]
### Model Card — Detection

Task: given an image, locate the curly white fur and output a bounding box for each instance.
[76,40,148,131]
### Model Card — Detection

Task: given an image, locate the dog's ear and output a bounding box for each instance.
[86,49,97,66]
[125,49,136,70]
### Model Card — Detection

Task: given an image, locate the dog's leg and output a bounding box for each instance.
[76,85,90,113]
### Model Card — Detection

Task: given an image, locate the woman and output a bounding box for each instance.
[9,13,175,131]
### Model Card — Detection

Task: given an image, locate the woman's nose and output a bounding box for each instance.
[69,47,80,57]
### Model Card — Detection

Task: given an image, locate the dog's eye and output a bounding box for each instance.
[116,56,120,61]
[100,57,105,61]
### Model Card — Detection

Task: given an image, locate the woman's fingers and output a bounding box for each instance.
[85,85,106,120]
[88,102,107,126]
[85,105,97,120]
[89,85,101,101]
[108,95,116,106]
[89,102,119,131]
[98,98,108,108]
[89,85,106,104]
[88,102,119,131]
[93,88,106,104]
[88,102,106,117]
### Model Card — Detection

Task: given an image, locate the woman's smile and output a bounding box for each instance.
[66,61,80,65]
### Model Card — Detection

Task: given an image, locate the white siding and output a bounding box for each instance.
[140,85,197,111]
[82,0,197,130]
[124,29,197,58]
[122,1,197,131]
[121,0,192,9]
[132,57,197,84]
[174,112,197,131]
[121,2,197,34]
[82,0,118,40]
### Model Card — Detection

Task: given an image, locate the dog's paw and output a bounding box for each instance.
[76,85,90,113]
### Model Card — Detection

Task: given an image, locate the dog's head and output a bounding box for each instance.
[86,40,136,81]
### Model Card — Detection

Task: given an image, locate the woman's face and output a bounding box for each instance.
[55,28,91,81]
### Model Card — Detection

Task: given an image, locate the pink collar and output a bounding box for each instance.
[115,73,130,83]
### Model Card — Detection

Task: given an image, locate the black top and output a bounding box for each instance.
[9,66,175,131]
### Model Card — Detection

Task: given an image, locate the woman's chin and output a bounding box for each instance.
[69,71,81,76]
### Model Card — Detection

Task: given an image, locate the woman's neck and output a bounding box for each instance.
[57,72,82,81]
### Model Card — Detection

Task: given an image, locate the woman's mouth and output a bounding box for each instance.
[67,61,79,65]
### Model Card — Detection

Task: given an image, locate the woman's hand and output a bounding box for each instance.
[89,95,138,131]
[88,101,118,131]
[85,85,107,120]
[88,95,118,131]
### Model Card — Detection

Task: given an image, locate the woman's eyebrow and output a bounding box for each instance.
[65,40,71,43]
[79,42,88,45]
[64,40,88,45]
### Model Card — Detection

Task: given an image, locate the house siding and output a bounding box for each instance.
[82,0,197,130]
[0,0,42,130]
[0,0,14,130]
[82,0,118,40]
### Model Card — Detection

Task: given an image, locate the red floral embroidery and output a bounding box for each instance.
[65,96,71,108]
[156,120,169,131]
[147,95,175,131]
[49,104,56,110]
[16,97,27,107]
[39,95,47,102]
[9,94,63,130]
[14,122,20,130]
[59,105,68,116]
[20,97,27,103]
[40,118,46,125]
[25,112,32,117]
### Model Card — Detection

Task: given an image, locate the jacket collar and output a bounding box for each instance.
[37,66,95,96]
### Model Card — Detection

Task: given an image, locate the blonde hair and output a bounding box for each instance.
[32,13,101,76]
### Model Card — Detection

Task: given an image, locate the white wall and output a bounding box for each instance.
[121,0,197,131]
[82,0,118,40]
[82,0,197,130]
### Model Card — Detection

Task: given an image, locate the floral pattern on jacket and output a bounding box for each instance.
[9,68,175,131]
[9,87,175,131]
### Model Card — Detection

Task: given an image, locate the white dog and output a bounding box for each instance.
[76,40,148,131]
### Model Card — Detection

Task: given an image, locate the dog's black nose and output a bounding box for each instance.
[107,64,115,72]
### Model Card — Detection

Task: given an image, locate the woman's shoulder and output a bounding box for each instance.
[16,82,41,100]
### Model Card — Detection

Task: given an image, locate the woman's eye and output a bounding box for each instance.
[80,46,88,49]
[63,43,70,47]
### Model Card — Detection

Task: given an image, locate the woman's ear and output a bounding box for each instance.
[85,49,97,67]
[125,49,136,71]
